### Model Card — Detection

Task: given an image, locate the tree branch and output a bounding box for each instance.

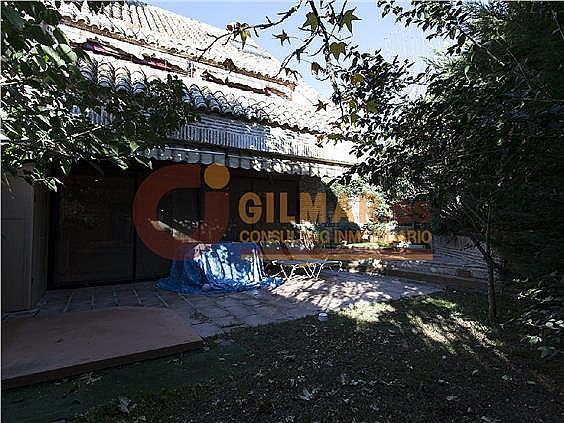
[196,1,304,61]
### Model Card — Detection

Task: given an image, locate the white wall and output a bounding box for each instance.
[1,177,49,312]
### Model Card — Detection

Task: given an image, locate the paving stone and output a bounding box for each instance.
[225,292,251,300]
[239,298,263,307]
[243,290,271,300]
[191,322,223,338]
[69,291,93,303]
[215,298,246,310]
[222,304,254,319]
[187,314,208,325]
[66,301,93,313]
[220,324,246,333]
[271,294,302,305]
[155,290,183,306]
[95,297,119,309]
[253,305,285,320]
[114,292,141,307]
[169,308,192,322]
[196,305,232,319]
[35,272,441,334]
[170,300,196,316]
[187,296,221,309]
[282,305,317,319]
[131,290,162,307]
[37,304,65,316]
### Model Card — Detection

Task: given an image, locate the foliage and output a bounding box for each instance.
[361,220,395,243]
[329,176,395,241]
[329,175,378,197]
[329,177,392,220]
[202,0,367,98]
[228,1,563,342]
[337,2,563,325]
[518,272,564,358]
[1,1,194,189]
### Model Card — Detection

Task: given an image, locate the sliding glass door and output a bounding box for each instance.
[52,165,136,286]
[51,164,299,287]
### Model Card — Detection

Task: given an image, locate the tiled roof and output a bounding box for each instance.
[78,55,334,134]
[58,1,339,135]
[58,0,288,83]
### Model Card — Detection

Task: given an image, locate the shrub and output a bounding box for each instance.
[518,272,563,358]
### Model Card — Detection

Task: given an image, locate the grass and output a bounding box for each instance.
[3,290,563,422]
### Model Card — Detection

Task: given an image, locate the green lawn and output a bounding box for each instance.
[3,290,563,422]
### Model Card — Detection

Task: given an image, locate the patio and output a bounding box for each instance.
[30,270,441,338]
[2,270,440,388]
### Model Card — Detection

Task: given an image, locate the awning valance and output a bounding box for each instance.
[145,147,348,179]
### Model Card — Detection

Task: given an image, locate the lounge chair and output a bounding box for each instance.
[260,240,342,280]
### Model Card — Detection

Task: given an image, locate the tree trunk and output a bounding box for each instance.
[486,255,497,323]
[486,203,497,323]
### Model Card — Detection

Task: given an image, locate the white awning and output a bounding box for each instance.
[145,147,348,179]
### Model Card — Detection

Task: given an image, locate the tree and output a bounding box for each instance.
[217,1,563,337]
[339,2,563,325]
[1,1,194,189]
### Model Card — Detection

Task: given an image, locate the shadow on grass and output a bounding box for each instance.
[2,290,563,422]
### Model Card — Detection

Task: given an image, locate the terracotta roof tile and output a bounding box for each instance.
[78,56,334,134]
[59,0,285,81]
[58,2,340,136]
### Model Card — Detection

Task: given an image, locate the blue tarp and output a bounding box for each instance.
[156,242,283,294]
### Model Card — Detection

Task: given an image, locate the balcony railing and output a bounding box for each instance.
[171,115,356,165]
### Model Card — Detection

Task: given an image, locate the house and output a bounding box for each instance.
[1,1,357,312]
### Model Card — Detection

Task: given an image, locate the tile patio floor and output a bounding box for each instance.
[31,271,441,338]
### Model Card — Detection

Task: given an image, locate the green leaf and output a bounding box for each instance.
[329,42,347,60]
[316,100,328,111]
[129,140,139,151]
[302,12,318,32]
[56,44,78,64]
[240,29,250,48]
[2,7,26,32]
[52,27,69,45]
[60,160,72,176]
[364,99,377,113]
[233,22,251,48]
[45,178,59,192]
[351,73,364,86]
[274,30,290,46]
[340,8,361,33]
[37,115,51,128]
[39,45,65,67]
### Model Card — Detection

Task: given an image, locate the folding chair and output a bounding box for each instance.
[261,240,342,280]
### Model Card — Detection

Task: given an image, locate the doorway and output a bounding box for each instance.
[50,163,185,287]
